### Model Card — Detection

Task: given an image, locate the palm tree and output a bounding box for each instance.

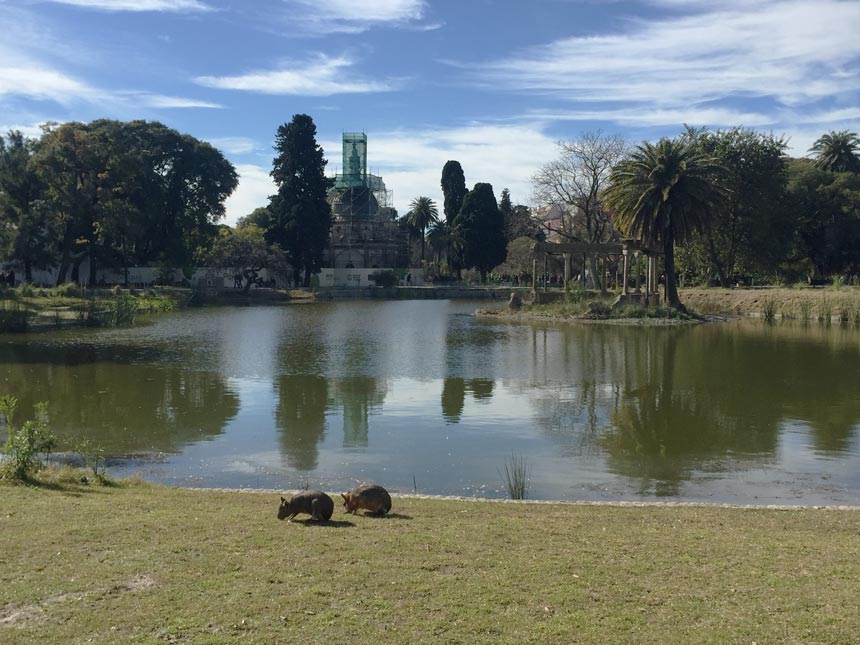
[405,196,438,263]
[603,138,727,310]
[809,130,860,173]
[427,219,450,265]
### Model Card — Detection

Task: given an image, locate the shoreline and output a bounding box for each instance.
[187,486,860,511]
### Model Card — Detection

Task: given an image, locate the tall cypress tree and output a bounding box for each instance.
[268,114,332,287]
[456,182,507,282]
[441,160,467,225]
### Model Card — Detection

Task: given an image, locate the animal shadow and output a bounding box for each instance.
[296,519,355,528]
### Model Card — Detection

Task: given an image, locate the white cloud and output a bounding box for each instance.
[523,107,777,128]
[0,64,99,103]
[283,0,427,34]
[195,54,393,96]
[223,164,276,226]
[468,0,860,126]
[135,94,222,109]
[209,137,260,155]
[40,0,212,12]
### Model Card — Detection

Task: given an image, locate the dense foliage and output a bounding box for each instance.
[0,121,238,285]
[455,182,507,282]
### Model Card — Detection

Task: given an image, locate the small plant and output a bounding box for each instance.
[761,298,777,323]
[15,283,35,297]
[75,438,109,484]
[1,399,56,482]
[831,275,844,290]
[499,453,530,500]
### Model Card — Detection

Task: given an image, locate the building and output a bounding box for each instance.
[325,133,410,269]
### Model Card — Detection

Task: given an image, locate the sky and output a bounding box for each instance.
[1,0,858,226]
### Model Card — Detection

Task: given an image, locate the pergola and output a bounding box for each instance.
[530,239,662,305]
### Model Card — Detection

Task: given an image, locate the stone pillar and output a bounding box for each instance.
[543,254,548,292]
[622,250,629,296]
[532,258,537,290]
[563,253,570,288]
[634,252,641,294]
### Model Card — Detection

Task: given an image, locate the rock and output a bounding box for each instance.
[508,292,522,311]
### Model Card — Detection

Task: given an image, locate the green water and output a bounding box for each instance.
[2,301,858,503]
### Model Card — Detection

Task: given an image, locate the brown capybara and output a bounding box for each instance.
[341,483,392,515]
[277,490,334,522]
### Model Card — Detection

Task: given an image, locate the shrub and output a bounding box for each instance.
[53,282,81,298]
[369,270,399,288]
[762,298,777,323]
[1,399,56,482]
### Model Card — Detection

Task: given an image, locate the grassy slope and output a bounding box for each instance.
[680,287,860,317]
[2,482,859,644]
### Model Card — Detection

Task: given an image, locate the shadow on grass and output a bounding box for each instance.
[291,519,356,528]
[353,512,413,520]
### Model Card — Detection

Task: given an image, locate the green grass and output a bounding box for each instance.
[2,477,859,643]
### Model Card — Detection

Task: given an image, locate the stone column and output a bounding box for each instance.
[532,258,537,290]
[634,251,641,294]
[563,253,570,288]
[622,250,629,296]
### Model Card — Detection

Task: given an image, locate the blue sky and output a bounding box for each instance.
[1,0,858,225]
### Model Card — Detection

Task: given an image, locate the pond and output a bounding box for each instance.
[2,300,859,504]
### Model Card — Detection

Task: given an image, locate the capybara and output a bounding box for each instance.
[341,483,392,515]
[277,490,334,521]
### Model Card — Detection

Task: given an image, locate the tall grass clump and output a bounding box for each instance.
[831,275,844,290]
[52,282,81,298]
[76,295,136,327]
[499,453,530,500]
[798,300,813,321]
[14,282,35,298]
[761,298,777,323]
[0,301,32,332]
[1,396,56,482]
[838,300,851,324]
[818,297,832,324]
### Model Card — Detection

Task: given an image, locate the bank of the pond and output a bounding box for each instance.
[680,286,860,321]
[0,285,187,332]
[475,286,860,326]
[2,477,859,644]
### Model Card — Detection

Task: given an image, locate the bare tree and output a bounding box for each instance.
[532,131,627,244]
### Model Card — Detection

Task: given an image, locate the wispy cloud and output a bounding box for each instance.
[281,0,429,34]
[209,137,260,155]
[39,0,212,12]
[466,0,860,129]
[134,93,222,109]
[195,54,394,96]
[0,64,99,104]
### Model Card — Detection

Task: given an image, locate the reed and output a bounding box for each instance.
[499,453,530,500]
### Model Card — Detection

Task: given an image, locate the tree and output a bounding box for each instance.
[267,115,333,287]
[682,127,789,286]
[31,120,237,285]
[603,138,727,309]
[0,131,56,282]
[238,206,273,230]
[784,158,860,278]
[809,130,860,173]
[455,182,507,281]
[405,196,438,263]
[206,224,287,293]
[532,131,626,244]
[441,160,467,225]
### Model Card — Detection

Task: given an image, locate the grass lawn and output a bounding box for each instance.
[2,478,859,644]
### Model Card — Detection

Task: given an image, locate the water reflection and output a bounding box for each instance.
[0,340,238,453]
[1,305,858,503]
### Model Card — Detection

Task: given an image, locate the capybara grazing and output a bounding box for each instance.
[277,490,334,522]
[341,483,392,515]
